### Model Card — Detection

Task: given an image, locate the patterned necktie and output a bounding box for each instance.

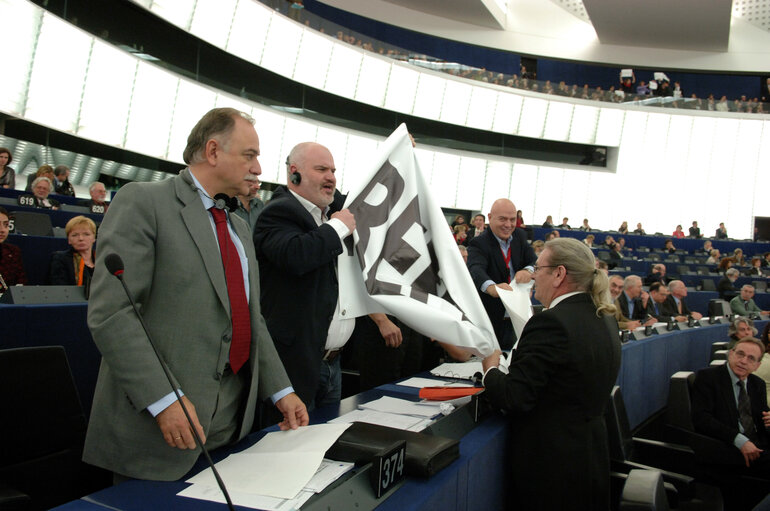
[737,380,758,443]
[210,207,250,374]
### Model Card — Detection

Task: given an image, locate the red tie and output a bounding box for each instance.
[209,207,250,374]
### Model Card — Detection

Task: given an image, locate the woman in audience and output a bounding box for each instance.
[618,221,628,234]
[664,239,676,253]
[451,214,466,228]
[542,215,554,228]
[453,224,469,246]
[30,177,60,210]
[515,210,525,228]
[754,324,770,404]
[745,257,764,277]
[0,207,27,290]
[48,216,96,288]
[672,225,685,238]
[733,248,746,266]
[0,148,16,189]
[531,240,545,256]
[718,257,735,273]
[706,248,721,264]
[583,234,595,247]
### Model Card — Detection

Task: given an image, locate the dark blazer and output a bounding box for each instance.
[647,298,670,321]
[692,364,770,460]
[254,186,342,405]
[33,196,60,209]
[660,294,691,318]
[616,292,650,321]
[689,226,702,238]
[467,228,536,343]
[484,293,621,510]
[0,243,27,288]
[48,248,93,287]
[718,277,738,300]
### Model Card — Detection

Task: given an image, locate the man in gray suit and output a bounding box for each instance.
[84,108,307,481]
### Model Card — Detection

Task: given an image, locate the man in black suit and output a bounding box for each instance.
[689,221,702,238]
[466,213,486,241]
[661,280,703,322]
[467,198,536,350]
[482,238,621,510]
[254,142,357,409]
[644,263,670,286]
[647,282,671,321]
[79,182,109,214]
[692,337,770,475]
[718,268,741,301]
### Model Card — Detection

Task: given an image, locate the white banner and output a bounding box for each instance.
[338,124,498,357]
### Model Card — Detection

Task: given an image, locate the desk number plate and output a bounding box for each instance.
[370,440,406,498]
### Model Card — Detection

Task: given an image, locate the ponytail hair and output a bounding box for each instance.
[544,238,617,317]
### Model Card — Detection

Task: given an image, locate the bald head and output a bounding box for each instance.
[487,199,517,240]
[286,142,337,208]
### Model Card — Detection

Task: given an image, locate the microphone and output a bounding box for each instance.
[104,254,235,511]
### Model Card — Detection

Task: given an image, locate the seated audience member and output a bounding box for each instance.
[699,240,713,254]
[458,245,468,264]
[602,235,616,249]
[729,317,758,345]
[715,222,728,239]
[617,275,654,322]
[531,240,545,256]
[763,253,770,268]
[25,165,56,192]
[0,147,16,189]
[53,165,75,196]
[545,230,560,241]
[467,213,486,240]
[596,259,609,274]
[80,182,110,213]
[559,217,571,230]
[454,224,469,245]
[609,275,640,330]
[633,223,646,235]
[618,221,629,235]
[672,225,685,239]
[731,285,766,316]
[645,263,669,286]
[690,221,702,238]
[746,257,764,277]
[719,268,741,300]
[583,234,595,247]
[542,215,554,228]
[719,257,736,274]
[691,337,770,477]
[734,248,746,266]
[30,177,60,210]
[48,216,96,288]
[515,210,526,228]
[578,218,591,231]
[663,280,703,321]
[754,325,770,405]
[451,214,466,228]
[664,239,676,253]
[707,249,721,264]
[617,237,628,251]
[608,243,623,269]
[647,282,671,321]
[0,207,27,290]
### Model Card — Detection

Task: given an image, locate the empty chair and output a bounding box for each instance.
[620,469,669,511]
[0,346,109,509]
[711,350,728,361]
[697,266,711,276]
[752,281,767,293]
[701,279,716,292]
[677,265,692,276]
[10,211,53,236]
[59,204,90,214]
[710,342,728,361]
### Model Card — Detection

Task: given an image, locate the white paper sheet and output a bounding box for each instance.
[496,282,533,345]
[397,376,474,388]
[243,423,351,455]
[359,396,442,418]
[303,460,355,493]
[178,483,313,511]
[328,409,429,430]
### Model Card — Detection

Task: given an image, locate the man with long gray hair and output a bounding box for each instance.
[481,237,621,510]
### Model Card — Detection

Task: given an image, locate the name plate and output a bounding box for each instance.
[369,440,406,499]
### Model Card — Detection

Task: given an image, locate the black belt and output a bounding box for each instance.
[322,349,342,363]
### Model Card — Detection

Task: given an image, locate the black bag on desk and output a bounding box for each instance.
[325,421,459,478]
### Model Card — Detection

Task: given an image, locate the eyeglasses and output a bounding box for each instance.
[533,265,561,273]
[732,349,759,364]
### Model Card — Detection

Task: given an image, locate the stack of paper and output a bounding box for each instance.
[178,424,353,510]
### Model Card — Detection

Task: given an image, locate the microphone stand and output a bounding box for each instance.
[109,262,236,511]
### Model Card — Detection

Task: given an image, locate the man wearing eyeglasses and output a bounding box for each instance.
[692,337,770,475]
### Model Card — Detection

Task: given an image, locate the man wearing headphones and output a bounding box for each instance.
[254,142,357,410]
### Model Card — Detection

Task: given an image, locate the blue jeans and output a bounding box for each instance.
[313,355,341,410]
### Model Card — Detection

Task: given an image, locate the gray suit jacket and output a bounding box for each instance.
[83,169,290,480]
